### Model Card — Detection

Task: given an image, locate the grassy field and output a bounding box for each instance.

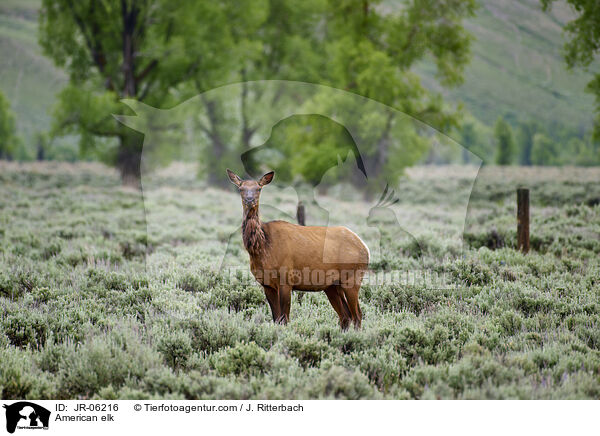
[1,162,599,399]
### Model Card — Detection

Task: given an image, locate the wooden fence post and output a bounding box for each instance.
[296,201,306,226]
[517,188,530,253]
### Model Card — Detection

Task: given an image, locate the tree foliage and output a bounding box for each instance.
[458,117,492,163]
[494,117,516,165]
[0,91,20,160]
[542,0,600,143]
[531,132,558,165]
[191,0,478,189]
[515,120,540,166]
[38,0,229,183]
[39,0,477,186]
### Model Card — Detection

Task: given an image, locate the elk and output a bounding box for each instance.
[227,169,370,329]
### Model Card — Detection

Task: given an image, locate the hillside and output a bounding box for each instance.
[0,0,66,156]
[0,0,595,153]
[416,0,595,132]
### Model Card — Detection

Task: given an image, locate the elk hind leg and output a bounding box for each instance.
[277,285,292,325]
[325,286,351,330]
[263,285,280,323]
[341,283,363,329]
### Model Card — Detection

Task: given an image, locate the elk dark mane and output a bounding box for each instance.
[242,211,269,256]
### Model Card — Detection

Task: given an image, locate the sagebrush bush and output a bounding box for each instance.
[283,335,330,369]
[1,163,599,399]
[210,342,272,377]
[55,326,163,399]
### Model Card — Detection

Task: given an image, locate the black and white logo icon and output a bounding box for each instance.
[3,402,50,434]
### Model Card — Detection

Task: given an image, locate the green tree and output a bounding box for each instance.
[0,91,20,160]
[55,0,477,187]
[188,0,325,186]
[194,0,478,188]
[564,136,599,166]
[565,136,584,165]
[494,117,516,165]
[38,0,231,184]
[542,0,600,144]
[458,117,492,163]
[460,120,478,163]
[243,114,364,187]
[531,132,558,165]
[310,0,477,184]
[35,132,48,161]
[515,121,540,166]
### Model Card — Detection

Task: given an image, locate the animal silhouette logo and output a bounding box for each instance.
[115,80,482,276]
[367,184,423,261]
[3,402,50,433]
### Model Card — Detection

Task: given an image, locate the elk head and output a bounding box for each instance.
[227,169,275,214]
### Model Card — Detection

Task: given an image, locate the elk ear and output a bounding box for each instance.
[258,171,274,186]
[226,169,242,187]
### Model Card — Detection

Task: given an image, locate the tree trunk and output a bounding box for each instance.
[201,96,229,188]
[122,0,138,98]
[206,134,228,188]
[296,201,305,226]
[360,113,393,199]
[36,144,45,161]
[117,131,143,187]
[240,71,255,149]
[117,1,141,187]
[36,134,45,161]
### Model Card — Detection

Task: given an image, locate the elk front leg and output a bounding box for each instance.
[263,285,280,322]
[277,285,292,325]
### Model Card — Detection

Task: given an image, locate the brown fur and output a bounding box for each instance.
[242,208,269,256]
[227,169,369,329]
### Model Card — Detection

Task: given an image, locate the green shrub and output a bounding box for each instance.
[56,326,162,399]
[284,335,330,369]
[210,342,272,377]
[156,329,193,370]
[449,259,493,286]
[2,163,600,399]
[305,365,380,399]
[3,311,48,349]
[0,350,35,399]
[346,345,407,392]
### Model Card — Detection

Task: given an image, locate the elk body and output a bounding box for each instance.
[227,169,370,329]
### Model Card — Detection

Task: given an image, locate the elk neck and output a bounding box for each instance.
[242,204,268,256]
